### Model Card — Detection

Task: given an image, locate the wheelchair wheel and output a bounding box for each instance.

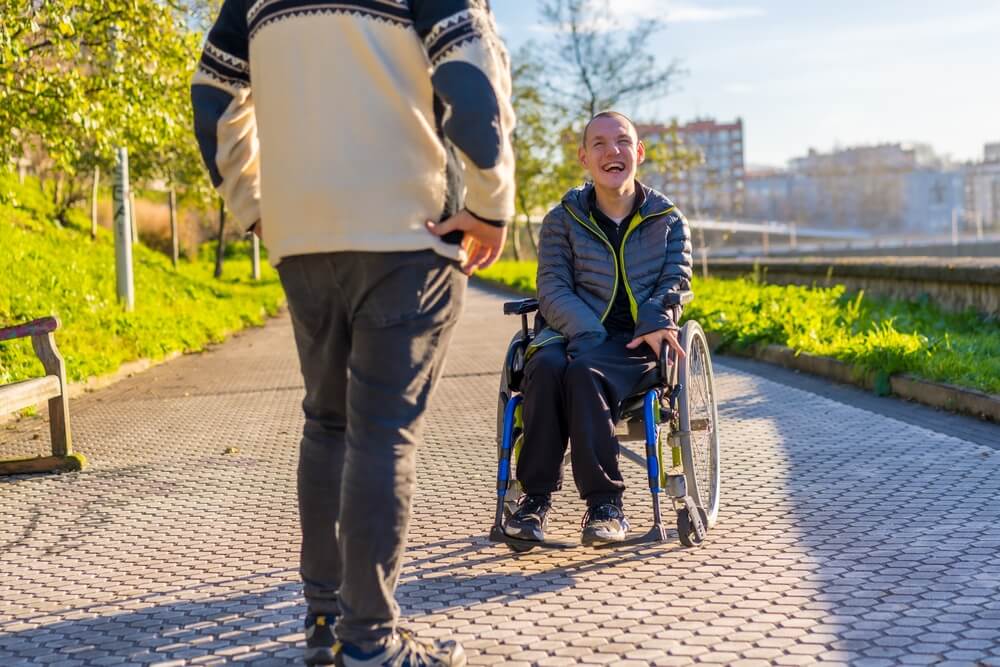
[497,387,522,521]
[677,320,721,528]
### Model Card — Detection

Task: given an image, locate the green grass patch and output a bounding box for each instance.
[477,260,1000,395]
[0,171,285,386]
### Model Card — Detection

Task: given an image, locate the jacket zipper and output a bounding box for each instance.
[619,206,677,320]
[564,202,677,323]
[562,204,618,322]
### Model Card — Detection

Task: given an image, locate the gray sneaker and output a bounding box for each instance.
[334,629,466,667]
[581,502,630,545]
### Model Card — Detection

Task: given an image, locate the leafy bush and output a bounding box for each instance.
[477,261,1000,394]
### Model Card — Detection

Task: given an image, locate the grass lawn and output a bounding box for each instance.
[1,171,285,387]
[477,260,1000,395]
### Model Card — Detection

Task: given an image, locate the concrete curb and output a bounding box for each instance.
[473,278,1000,425]
[711,334,1000,425]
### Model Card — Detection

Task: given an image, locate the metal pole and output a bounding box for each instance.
[975,211,984,240]
[251,233,261,281]
[169,188,179,268]
[91,166,100,239]
[214,199,226,279]
[951,208,959,246]
[113,147,135,311]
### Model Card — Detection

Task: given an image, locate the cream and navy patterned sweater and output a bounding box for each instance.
[192,0,516,264]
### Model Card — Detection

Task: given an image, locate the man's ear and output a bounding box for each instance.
[636,140,646,165]
[577,144,587,168]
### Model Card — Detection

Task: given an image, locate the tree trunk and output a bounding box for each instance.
[525,214,540,257]
[169,188,178,268]
[214,199,226,279]
[91,167,100,239]
[510,218,522,261]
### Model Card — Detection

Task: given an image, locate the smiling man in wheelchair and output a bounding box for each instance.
[503,111,693,546]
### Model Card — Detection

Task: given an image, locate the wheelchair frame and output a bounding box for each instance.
[488,291,721,551]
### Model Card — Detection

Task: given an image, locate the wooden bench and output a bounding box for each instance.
[0,317,86,474]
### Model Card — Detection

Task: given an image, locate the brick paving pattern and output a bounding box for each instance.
[2,284,999,666]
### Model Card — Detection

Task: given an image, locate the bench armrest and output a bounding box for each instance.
[0,317,60,343]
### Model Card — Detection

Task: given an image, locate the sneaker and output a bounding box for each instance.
[304,613,338,665]
[335,629,466,666]
[503,494,551,541]
[581,502,630,545]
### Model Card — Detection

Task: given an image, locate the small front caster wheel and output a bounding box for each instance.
[507,541,535,553]
[677,507,709,547]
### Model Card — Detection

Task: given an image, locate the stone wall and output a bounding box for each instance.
[706,257,1000,316]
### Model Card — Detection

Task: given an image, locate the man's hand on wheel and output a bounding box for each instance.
[426,209,507,275]
[626,328,685,361]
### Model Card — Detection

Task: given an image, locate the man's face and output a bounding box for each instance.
[578,115,645,191]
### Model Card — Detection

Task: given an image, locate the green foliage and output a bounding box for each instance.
[477,260,1000,394]
[0,173,285,386]
[0,0,214,207]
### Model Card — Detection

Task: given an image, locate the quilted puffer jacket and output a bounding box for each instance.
[530,181,692,357]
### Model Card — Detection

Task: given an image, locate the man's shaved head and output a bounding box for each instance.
[581,111,638,146]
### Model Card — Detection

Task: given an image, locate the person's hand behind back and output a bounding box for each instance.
[426,209,507,275]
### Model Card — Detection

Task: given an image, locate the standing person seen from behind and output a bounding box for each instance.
[503,111,693,546]
[191,1,515,665]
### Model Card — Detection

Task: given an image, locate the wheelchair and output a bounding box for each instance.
[488,291,721,551]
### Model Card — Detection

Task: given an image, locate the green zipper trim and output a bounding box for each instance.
[525,333,565,359]
[563,204,618,323]
[564,202,678,324]
[619,205,677,320]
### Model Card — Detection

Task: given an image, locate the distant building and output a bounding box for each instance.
[744,143,969,233]
[964,143,1000,231]
[638,118,745,217]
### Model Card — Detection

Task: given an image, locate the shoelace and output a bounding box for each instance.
[581,503,623,529]
[517,495,549,517]
[390,629,442,667]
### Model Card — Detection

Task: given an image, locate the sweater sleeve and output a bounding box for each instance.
[190,0,261,232]
[411,0,516,224]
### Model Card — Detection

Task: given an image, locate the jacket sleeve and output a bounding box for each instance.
[634,208,694,337]
[190,0,261,232]
[411,0,515,224]
[536,209,607,355]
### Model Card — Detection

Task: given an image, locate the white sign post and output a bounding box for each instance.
[113,147,135,310]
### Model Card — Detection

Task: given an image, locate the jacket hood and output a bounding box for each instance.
[561,180,676,222]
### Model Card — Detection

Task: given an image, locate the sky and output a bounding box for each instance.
[491,0,1000,168]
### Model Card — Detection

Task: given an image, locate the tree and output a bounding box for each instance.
[0,0,210,219]
[509,1,698,251]
[534,0,684,119]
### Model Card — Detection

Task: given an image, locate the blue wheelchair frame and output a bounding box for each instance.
[488,292,710,551]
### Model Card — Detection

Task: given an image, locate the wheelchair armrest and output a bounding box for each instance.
[664,290,694,307]
[503,298,539,316]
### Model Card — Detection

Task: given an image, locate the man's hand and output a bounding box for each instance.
[626,328,685,362]
[426,209,507,275]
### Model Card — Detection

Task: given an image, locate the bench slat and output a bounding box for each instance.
[0,376,62,414]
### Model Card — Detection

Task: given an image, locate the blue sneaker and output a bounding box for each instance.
[334,629,466,666]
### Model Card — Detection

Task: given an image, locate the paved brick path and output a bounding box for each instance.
[2,284,999,666]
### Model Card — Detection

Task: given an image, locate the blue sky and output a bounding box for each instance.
[491,1,1000,168]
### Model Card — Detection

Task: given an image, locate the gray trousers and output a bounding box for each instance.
[276,250,466,649]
